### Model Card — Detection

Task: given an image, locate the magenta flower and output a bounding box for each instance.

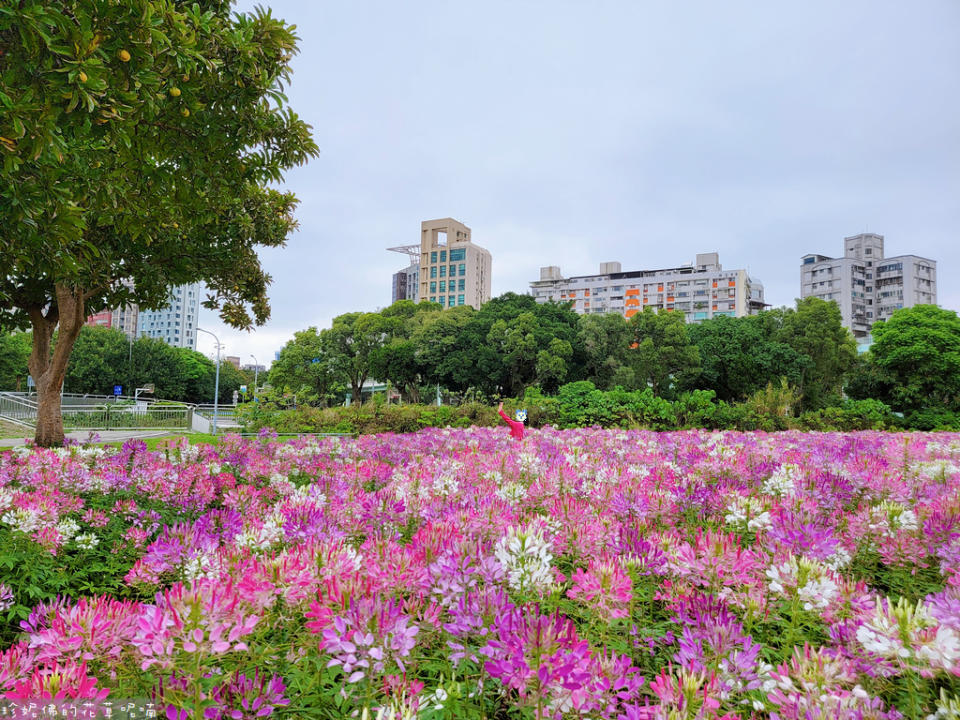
[320,595,420,683]
[4,660,109,701]
[568,556,633,621]
[204,671,289,719]
[132,577,259,671]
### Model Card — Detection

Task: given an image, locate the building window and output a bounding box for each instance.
[457,294,465,305]
[459,263,466,276]
[449,265,456,275]
[439,281,446,292]
[450,248,466,261]
[438,296,445,306]
[431,252,437,263]
[458,279,465,291]
[430,266,437,278]
[448,295,455,306]
[430,296,436,303]
[439,250,446,262]
[430,282,436,293]
[439,266,446,277]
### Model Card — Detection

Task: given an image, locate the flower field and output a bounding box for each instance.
[1,428,959,719]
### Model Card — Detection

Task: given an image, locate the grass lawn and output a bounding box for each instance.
[95,433,305,451]
[0,420,30,440]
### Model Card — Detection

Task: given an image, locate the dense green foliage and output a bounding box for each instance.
[868,305,960,414]
[1,0,318,445]
[6,296,957,433]
[0,332,31,391]
[1,326,250,404]
[238,380,903,434]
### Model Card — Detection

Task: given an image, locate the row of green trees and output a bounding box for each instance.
[0,327,251,405]
[267,294,848,410]
[267,295,960,425]
[5,297,953,428]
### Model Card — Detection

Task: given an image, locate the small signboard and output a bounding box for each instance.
[239,385,247,394]
[114,385,123,396]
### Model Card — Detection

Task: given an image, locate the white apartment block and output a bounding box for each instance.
[801,233,936,339]
[530,253,766,322]
[137,282,202,349]
[419,218,491,310]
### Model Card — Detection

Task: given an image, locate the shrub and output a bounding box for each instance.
[798,399,899,431]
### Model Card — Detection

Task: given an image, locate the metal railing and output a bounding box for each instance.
[1,392,193,431]
[60,404,192,431]
[0,392,37,426]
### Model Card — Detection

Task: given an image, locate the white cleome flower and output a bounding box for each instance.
[494,523,554,594]
[74,532,99,550]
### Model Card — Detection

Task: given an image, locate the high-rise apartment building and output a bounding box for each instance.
[83,280,139,340]
[418,218,492,309]
[800,233,936,339]
[530,253,766,322]
[388,245,420,303]
[110,304,139,341]
[137,282,202,349]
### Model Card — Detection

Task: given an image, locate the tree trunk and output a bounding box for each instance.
[27,284,87,447]
[407,383,420,404]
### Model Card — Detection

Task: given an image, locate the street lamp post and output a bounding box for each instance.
[249,354,259,397]
[197,327,222,435]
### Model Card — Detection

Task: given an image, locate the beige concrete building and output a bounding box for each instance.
[419,218,491,309]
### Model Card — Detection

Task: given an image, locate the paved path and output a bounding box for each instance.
[0,430,173,448]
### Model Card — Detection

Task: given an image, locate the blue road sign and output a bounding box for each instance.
[114,385,123,396]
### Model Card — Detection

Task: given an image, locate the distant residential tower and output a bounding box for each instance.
[800,233,937,339]
[137,282,203,349]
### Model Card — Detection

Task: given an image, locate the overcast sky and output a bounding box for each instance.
[197,0,960,365]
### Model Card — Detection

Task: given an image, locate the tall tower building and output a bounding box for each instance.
[418,218,491,310]
[137,282,203,349]
[800,233,937,339]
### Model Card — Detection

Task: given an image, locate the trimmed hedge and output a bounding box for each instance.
[237,382,911,434]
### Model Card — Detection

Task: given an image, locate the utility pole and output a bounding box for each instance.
[197,328,222,434]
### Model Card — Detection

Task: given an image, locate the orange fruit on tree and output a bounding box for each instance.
[118,49,131,62]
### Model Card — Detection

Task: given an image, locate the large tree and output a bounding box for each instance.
[682,314,810,402]
[623,308,700,398]
[270,327,344,407]
[578,312,632,390]
[322,312,389,406]
[368,300,440,403]
[766,298,857,410]
[868,304,960,413]
[0,1,317,445]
